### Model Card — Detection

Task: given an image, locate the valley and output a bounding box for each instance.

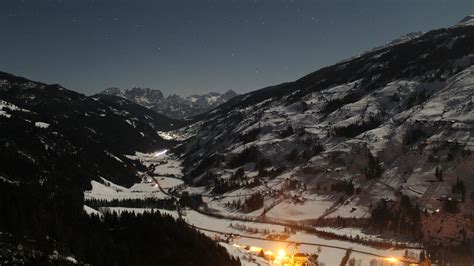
[83,150,428,265]
[1,11,474,266]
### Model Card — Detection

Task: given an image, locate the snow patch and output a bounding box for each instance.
[84,177,169,201]
[0,100,30,118]
[65,256,78,264]
[83,205,102,217]
[105,151,123,162]
[456,15,474,27]
[35,122,50,129]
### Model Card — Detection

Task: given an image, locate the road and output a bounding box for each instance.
[149,172,423,265]
[187,222,420,265]
[366,174,474,228]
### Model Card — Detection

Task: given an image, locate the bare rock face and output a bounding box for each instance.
[99,87,237,120]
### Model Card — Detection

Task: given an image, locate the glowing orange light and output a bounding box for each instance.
[264,250,273,256]
[385,257,398,263]
[249,246,263,252]
[276,249,286,260]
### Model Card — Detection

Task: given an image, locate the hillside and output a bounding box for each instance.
[0,72,240,265]
[99,87,237,120]
[172,16,474,248]
[0,71,190,188]
[2,13,474,266]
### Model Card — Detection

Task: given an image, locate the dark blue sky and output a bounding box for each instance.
[0,0,472,95]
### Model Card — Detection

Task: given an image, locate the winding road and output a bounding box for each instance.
[149,172,423,265]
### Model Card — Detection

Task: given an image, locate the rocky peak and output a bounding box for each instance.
[456,15,474,27]
[98,88,238,119]
[126,87,164,101]
[101,87,123,96]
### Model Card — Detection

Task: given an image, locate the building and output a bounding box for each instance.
[369,258,425,266]
[293,253,309,266]
[369,259,397,266]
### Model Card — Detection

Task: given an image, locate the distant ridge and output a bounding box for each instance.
[99,87,237,120]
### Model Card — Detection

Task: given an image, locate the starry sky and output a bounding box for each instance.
[0,0,473,96]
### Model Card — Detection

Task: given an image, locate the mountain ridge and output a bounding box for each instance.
[170,18,474,245]
[0,71,184,188]
[99,87,238,120]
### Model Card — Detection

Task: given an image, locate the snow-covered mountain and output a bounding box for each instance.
[456,15,474,27]
[0,72,186,188]
[168,16,474,243]
[0,73,239,266]
[2,14,474,265]
[99,87,237,120]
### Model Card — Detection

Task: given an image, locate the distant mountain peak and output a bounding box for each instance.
[98,87,238,119]
[456,15,474,27]
[102,87,123,96]
[223,89,238,97]
[388,31,423,46]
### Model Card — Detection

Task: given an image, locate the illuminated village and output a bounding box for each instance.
[1,1,473,264]
[229,242,432,266]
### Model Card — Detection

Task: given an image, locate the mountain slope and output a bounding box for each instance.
[0,72,182,188]
[100,87,237,119]
[193,21,473,123]
[93,94,188,131]
[181,19,474,179]
[0,72,241,266]
[174,18,474,242]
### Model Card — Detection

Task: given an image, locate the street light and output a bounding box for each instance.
[385,257,398,263]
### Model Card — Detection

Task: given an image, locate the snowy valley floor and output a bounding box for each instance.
[82,152,424,266]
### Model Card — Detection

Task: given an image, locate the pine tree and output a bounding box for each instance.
[435,166,443,181]
[419,250,426,262]
[339,248,352,266]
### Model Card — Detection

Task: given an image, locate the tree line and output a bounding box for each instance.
[0,180,240,266]
[370,195,423,240]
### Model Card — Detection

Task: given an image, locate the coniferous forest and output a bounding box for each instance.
[2,2,474,265]
[0,181,240,266]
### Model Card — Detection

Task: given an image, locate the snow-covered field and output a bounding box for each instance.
[266,199,334,221]
[84,177,169,200]
[85,151,185,201]
[83,205,102,216]
[128,151,184,177]
[220,242,270,266]
[183,210,414,266]
[326,202,370,219]
[82,151,420,266]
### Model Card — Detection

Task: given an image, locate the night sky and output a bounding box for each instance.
[1,0,473,96]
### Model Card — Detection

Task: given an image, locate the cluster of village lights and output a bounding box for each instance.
[232,244,294,265]
[233,244,402,265]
